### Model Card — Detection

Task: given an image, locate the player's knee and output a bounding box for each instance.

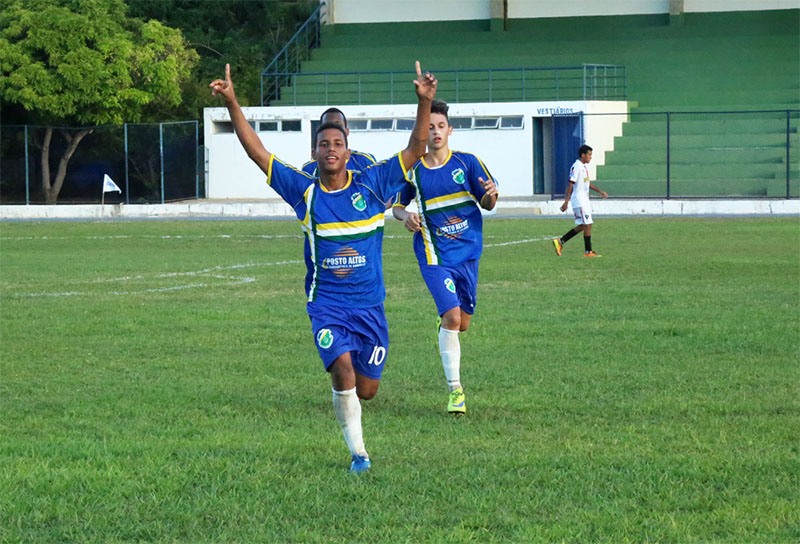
[357,387,378,401]
[441,311,461,330]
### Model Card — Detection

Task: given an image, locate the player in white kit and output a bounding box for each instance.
[553,145,608,258]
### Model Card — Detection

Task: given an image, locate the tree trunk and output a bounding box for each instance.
[42,128,94,204]
[40,128,53,201]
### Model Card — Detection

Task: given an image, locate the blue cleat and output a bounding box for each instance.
[350,454,371,473]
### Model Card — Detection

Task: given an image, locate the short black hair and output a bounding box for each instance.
[320,107,347,127]
[314,122,348,147]
[431,100,449,122]
[578,144,593,156]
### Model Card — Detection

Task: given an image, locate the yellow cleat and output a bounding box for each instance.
[552,238,563,256]
[447,388,466,414]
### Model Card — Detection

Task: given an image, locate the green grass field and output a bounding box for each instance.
[1,216,798,543]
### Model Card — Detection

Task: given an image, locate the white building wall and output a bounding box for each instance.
[204,101,628,199]
[329,0,489,24]
[326,0,792,24]
[508,0,670,19]
[683,0,798,12]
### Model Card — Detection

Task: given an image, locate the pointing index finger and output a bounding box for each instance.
[225,63,231,81]
[415,60,422,79]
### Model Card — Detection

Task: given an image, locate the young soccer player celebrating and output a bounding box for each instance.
[210,62,437,473]
[392,100,498,414]
[302,108,376,176]
[553,144,608,257]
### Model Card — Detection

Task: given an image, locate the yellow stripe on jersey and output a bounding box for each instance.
[397,152,413,181]
[300,184,314,231]
[457,151,493,183]
[412,171,438,266]
[266,154,275,184]
[424,191,476,211]
[267,155,313,186]
[302,183,318,302]
[319,171,353,192]
[316,212,385,238]
[420,150,452,169]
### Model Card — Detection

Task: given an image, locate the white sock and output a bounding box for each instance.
[332,387,368,458]
[438,327,462,392]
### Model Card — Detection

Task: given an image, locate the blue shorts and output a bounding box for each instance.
[419,259,479,317]
[307,302,389,380]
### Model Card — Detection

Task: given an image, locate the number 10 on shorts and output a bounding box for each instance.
[367,346,386,366]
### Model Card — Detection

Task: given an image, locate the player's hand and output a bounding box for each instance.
[404,212,422,232]
[209,63,236,106]
[601,191,608,199]
[560,202,568,212]
[479,177,498,198]
[413,61,437,102]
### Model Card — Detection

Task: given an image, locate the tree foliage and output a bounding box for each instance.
[0,0,315,203]
[0,0,198,125]
[127,0,317,113]
[0,0,198,203]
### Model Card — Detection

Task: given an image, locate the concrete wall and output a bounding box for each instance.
[327,0,793,24]
[2,199,797,220]
[204,100,628,199]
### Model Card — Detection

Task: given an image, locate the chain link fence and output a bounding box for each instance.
[0,121,201,204]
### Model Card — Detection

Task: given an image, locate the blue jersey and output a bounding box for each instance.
[396,151,496,267]
[267,153,411,307]
[301,150,376,177]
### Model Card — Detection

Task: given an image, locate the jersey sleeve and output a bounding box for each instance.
[355,153,413,204]
[301,160,317,176]
[568,162,579,183]
[267,156,314,208]
[394,182,416,208]
[463,152,496,202]
[350,150,377,171]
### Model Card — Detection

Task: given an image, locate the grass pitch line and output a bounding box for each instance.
[485,235,557,248]
[6,259,302,298]
[0,234,304,242]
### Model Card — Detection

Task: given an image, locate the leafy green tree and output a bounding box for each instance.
[127,0,317,114]
[0,0,198,203]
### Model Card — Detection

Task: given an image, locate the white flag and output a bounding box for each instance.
[103,174,122,193]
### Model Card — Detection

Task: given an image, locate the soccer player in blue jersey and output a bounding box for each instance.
[392,100,498,414]
[210,62,437,473]
[301,108,376,176]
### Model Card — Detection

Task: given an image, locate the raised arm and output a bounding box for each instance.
[400,61,438,170]
[210,64,272,175]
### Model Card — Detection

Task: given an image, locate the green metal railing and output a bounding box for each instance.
[260,2,325,106]
[261,64,626,106]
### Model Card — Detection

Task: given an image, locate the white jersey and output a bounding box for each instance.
[569,159,591,209]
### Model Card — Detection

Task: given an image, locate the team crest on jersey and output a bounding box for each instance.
[444,278,456,293]
[451,168,466,185]
[351,192,367,211]
[317,328,334,349]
